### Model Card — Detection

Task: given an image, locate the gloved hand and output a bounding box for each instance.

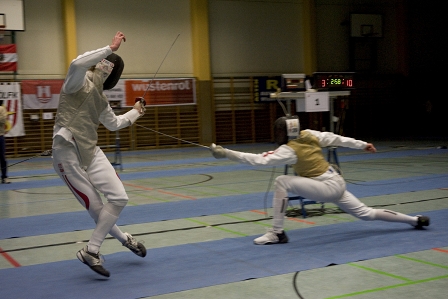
[210,143,227,159]
[134,97,146,115]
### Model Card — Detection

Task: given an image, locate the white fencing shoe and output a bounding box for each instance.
[76,246,110,277]
[122,232,147,257]
[253,229,289,245]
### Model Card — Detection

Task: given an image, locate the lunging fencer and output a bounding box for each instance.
[52,31,147,277]
[210,116,430,245]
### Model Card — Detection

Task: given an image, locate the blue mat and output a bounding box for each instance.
[1,172,447,240]
[0,192,270,239]
[0,209,447,299]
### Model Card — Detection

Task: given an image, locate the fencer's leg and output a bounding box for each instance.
[52,146,119,253]
[253,176,289,244]
[336,191,419,225]
[272,174,345,231]
[85,148,129,253]
[87,203,125,253]
[88,203,127,243]
[272,180,289,233]
[87,148,146,257]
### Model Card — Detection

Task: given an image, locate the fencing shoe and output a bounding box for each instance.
[414,215,430,229]
[76,246,110,277]
[122,232,147,257]
[253,229,289,245]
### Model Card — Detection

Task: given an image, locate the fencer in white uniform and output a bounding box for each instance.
[52,31,146,277]
[211,116,430,245]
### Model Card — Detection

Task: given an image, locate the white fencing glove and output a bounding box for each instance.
[210,143,227,159]
[134,97,146,115]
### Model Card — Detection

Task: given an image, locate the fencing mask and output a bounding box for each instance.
[97,53,124,90]
[273,115,300,145]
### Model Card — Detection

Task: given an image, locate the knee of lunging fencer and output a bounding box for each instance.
[356,208,376,221]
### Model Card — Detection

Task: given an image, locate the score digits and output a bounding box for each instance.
[314,72,355,90]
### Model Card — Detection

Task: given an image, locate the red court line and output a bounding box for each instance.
[432,248,448,253]
[123,182,196,200]
[0,247,21,267]
[251,210,267,215]
[287,218,316,225]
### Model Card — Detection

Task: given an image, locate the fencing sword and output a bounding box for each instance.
[7,149,52,168]
[143,33,180,99]
[135,123,209,149]
[134,33,210,150]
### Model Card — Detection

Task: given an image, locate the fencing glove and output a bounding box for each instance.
[134,97,146,115]
[210,143,227,159]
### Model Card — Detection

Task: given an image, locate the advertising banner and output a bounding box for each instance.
[124,78,196,107]
[253,76,281,102]
[21,78,196,109]
[21,80,64,109]
[0,82,25,137]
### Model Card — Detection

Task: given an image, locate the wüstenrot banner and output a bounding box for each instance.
[20,78,197,109]
[123,78,196,107]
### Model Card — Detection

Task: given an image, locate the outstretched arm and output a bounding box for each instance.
[210,143,297,166]
[307,129,369,150]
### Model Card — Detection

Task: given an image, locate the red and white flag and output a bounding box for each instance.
[0,44,18,72]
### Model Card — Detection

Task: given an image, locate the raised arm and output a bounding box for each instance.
[62,31,126,94]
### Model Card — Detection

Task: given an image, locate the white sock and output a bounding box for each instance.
[108,226,127,244]
[87,203,124,253]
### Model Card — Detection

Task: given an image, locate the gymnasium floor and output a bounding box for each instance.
[1,139,447,299]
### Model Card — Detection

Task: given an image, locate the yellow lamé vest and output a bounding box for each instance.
[287,130,329,178]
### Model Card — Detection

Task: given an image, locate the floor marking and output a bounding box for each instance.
[123,182,196,199]
[396,254,448,269]
[250,210,315,224]
[433,248,448,254]
[287,218,316,225]
[325,275,448,299]
[186,218,248,236]
[251,210,267,215]
[0,247,21,268]
[222,213,271,228]
[326,255,448,298]
[348,263,412,281]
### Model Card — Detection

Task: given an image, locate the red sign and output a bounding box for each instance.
[124,78,196,107]
[21,80,64,109]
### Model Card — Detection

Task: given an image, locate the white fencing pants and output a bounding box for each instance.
[52,138,128,253]
[272,170,418,232]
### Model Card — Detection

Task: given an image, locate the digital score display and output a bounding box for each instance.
[313,72,355,90]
